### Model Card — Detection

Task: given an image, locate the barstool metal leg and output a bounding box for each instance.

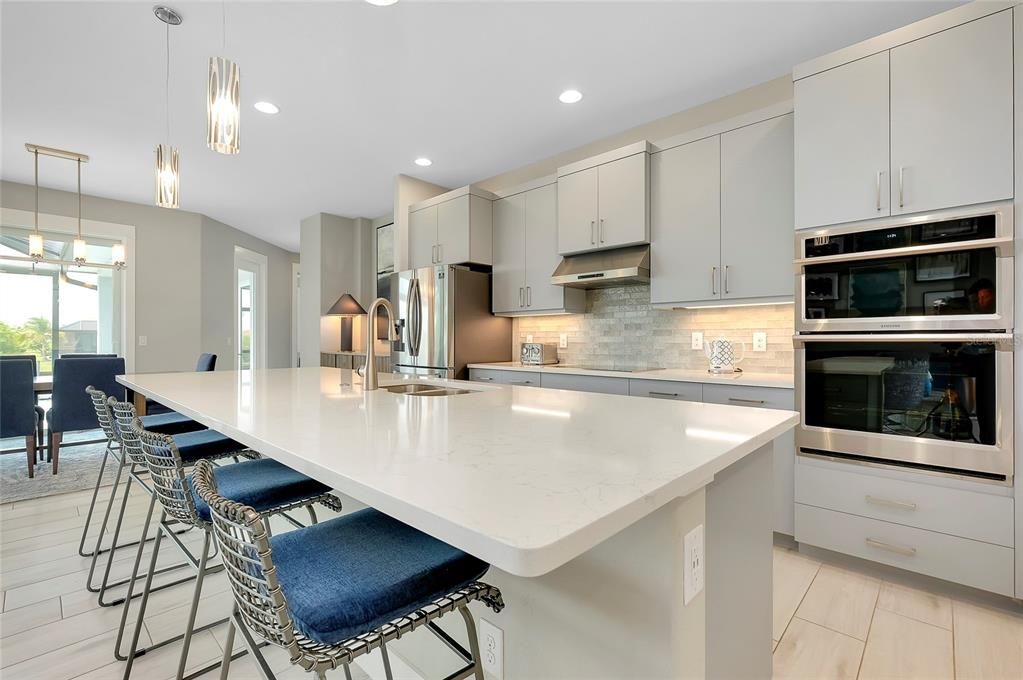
[233,612,279,680]
[115,495,158,661]
[90,459,135,593]
[218,606,238,680]
[77,442,113,557]
[380,641,395,680]
[84,450,128,575]
[175,531,212,680]
[458,606,485,680]
[121,510,166,680]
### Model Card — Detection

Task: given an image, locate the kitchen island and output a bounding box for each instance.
[118,367,797,679]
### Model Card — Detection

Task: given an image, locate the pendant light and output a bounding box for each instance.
[154,6,181,208]
[207,2,240,154]
[28,148,43,261]
[72,158,86,266]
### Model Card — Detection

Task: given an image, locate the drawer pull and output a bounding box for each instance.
[865,537,917,557]
[475,377,494,381]
[511,380,533,385]
[865,495,917,511]
[728,397,765,406]
[649,391,681,399]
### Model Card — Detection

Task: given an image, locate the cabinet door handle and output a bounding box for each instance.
[526,286,531,306]
[431,244,437,263]
[898,166,905,208]
[865,495,917,511]
[728,397,765,406]
[519,287,524,307]
[875,170,883,211]
[724,265,730,294]
[437,243,443,263]
[711,266,717,295]
[649,391,681,399]
[599,218,605,243]
[865,537,917,557]
[511,380,533,385]
[590,220,596,245]
[475,376,494,381]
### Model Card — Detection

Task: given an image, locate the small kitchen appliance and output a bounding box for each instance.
[705,337,745,374]
[520,343,559,365]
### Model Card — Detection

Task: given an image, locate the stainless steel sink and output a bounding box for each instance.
[384,384,473,397]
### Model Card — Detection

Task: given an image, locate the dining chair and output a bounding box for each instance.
[118,421,341,680]
[147,352,218,415]
[0,359,41,477]
[0,354,46,450]
[192,459,505,680]
[46,356,125,474]
[79,386,205,588]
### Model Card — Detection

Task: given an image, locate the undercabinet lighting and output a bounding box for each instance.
[254,101,279,114]
[673,301,795,310]
[559,89,583,104]
[512,404,572,419]
[414,157,432,167]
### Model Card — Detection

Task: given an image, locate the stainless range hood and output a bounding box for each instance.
[550,245,650,289]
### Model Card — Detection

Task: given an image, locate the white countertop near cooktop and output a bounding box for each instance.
[468,362,795,389]
[118,367,797,578]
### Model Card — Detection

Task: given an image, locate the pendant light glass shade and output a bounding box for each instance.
[111,243,126,269]
[207,56,240,154]
[72,239,87,265]
[29,233,44,260]
[155,143,180,208]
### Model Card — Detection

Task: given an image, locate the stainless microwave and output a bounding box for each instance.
[794,202,1014,333]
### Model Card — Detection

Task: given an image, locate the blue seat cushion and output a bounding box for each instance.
[141,412,203,436]
[191,458,330,522]
[175,429,246,464]
[270,509,489,646]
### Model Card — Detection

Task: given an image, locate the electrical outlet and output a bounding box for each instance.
[479,618,504,679]
[559,333,568,349]
[690,331,703,350]
[138,335,147,347]
[525,334,534,344]
[683,524,705,605]
[753,332,767,352]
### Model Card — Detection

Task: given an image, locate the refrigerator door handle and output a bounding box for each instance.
[408,277,422,357]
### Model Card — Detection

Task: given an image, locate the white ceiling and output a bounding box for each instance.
[2,1,961,252]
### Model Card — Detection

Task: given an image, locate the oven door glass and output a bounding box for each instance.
[804,340,998,446]
[803,248,998,321]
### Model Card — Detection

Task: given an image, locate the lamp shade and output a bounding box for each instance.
[327,293,367,316]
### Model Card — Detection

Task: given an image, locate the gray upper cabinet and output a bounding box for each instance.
[650,135,721,306]
[557,149,649,255]
[651,114,794,306]
[721,114,795,300]
[794,10,1013,230]
[409,191,494,269]
[794,52,890,230]
[889,10,1013,215]
[493,183,584,315]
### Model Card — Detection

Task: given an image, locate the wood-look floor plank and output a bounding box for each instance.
[772,617,864,680]
[0,597,62,638]
[0,625,153,680]
[953,600,1023,680]
[858,608,953,680]
[772,546,820,641]
[795,564,879,641]
[875,580,952,631]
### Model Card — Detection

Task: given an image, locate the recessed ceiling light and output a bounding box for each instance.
[559,89,583,104]
[365,0,398,5]
[254,101,280,114]
[414,157,432,167]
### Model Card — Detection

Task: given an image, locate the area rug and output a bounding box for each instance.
[0,434,120,503]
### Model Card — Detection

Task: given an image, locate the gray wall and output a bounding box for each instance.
[200,216,298,370]
[1,180,297,373]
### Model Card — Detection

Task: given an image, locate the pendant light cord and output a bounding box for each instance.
[222,1,226,50]
[165,21,170,144]
[77,158,82,238]
[33,150,38,231]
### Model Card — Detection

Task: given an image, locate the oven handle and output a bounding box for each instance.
[794,235,1014,268]
[793,332,1015,347]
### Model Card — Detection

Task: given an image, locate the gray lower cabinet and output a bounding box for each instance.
[628,379,702,402]
[702,384,796,536]
[468,368,540,387]
[539,372,630,395]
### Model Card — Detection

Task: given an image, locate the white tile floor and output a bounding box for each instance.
[2,486,1022,679]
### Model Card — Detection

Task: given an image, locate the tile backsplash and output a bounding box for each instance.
[513,285,794,374]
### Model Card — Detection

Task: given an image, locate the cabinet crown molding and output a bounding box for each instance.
[556,141,652,178]
[408,184,498,212]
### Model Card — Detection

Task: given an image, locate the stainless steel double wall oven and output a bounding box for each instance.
[794,202,1015,482]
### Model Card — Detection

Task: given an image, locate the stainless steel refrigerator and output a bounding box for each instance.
[390,266,512,379]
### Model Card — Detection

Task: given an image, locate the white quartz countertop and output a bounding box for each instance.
[118,368,797,577]
[468,362,795,389]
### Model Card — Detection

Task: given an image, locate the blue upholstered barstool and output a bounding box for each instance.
[191,459,505,680]
[81,387,207,595]
[0,359,41,477]
[118,421,342,680]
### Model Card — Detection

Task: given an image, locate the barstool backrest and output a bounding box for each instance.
[133,425,201,526]
[109,398,145,464]
[85,386,116,444]
[191,459,302,656]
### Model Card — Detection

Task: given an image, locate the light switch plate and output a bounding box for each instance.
[559,333,568,349]
[753,332,767,352]
[138,335,148,347]
[479,618,504,680]
[683,524,705,605]
[526,334,534,344]
[690,331,703,350]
